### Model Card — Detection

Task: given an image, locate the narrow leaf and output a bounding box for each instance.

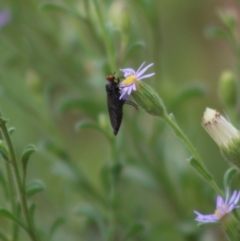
[224,167,238,189]
[0,140,9,161]
[124,42,145,63]
[57,97,101,118]
[0,231,9,241]
[40,3,84,21]
[29,203,36,224]
[76,205,107,239]
[124,223,145,240]
[8,127,15,135]
[42,141,69,160]
[75,120,107,137]
[26,180,45,197]
[0,209,27,230]
[204,25,229,40]
[49,217,65,240]
[21,144,37,171]
[188,157,213,182]
[170,85,206,110]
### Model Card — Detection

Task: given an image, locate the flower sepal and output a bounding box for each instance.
[221,139,240,169]
[219,212,240,241]
[131,81,166,117]
[197,221,218,228]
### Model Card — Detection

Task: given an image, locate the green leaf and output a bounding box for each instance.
[8,127,15,135]
[40,3,84,21]
[42,141,69,160]
[0,170,8,198]
[43,83,55,110]
[218,10,237,30]
[204,25,229,40]
[124,41,145,63]
[26,180,45,197]
[41,2,70,12]
[100,162,123,191]
[75,120,107,136]
[49,217,65,240]
[0,209,27,230]
[0,140,9,161]
[75,120,112,145]
[170,85,206,110]
[76,205,107,239]
[21,144,37,172]
[124,223,145,240]
[123,166,157,190]
[0,230,10,241]
[29,203,36,223]
[0,116,8,125]
[100,164,111,193]
[188,157,213,182]
[224,167,238,189]
[111,162,123,184]
[57,97,102,118]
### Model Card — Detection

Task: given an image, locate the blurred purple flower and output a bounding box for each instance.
[0,10,11,29]
[194,188,240,223]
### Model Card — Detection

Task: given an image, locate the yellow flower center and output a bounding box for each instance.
[122,74,137,86]
[214,205,228,218]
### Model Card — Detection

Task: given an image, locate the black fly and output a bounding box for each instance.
[106,73,137,135]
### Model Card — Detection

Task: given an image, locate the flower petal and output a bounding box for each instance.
[194,211,219,223]
[136,62,146,74]
[226,191,240,212]
[0,11,11,29]
[234,191,240,205]
[138,73,155,81]
[120,68,135,77]
[228,190,237,206]
[120,87,128,99]
[225,187,230,204]
[132,84,137,91]
[136,63,154,79]
[127,85,133,95]
[216,195,224,208]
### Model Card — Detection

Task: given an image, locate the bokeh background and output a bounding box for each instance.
[0,0,240,240]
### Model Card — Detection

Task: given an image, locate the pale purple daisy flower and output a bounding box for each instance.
[119,62,155,99]
[0,10,11,29]
[194,189,240,223]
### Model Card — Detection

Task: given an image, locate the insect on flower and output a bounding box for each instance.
[106,73,138,135]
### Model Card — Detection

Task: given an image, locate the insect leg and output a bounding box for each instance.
[124,100,138,110]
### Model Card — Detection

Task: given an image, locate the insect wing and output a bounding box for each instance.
[106,81,124,135]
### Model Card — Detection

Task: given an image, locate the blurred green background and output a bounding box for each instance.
[0,0,239,240]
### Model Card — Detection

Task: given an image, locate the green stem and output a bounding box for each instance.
[162,113,223,195]
[5,162,19,241]
[105,137,119,241]
[91,0,116,71]
[0,118,39,241]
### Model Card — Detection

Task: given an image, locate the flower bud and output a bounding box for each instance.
[218,9,237,31]
[202,108,240,168]
[131,81,166,117]
[98,113,109,131]
[218,71,237,108]
[26,70,42,94]
[109,1,130,34]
